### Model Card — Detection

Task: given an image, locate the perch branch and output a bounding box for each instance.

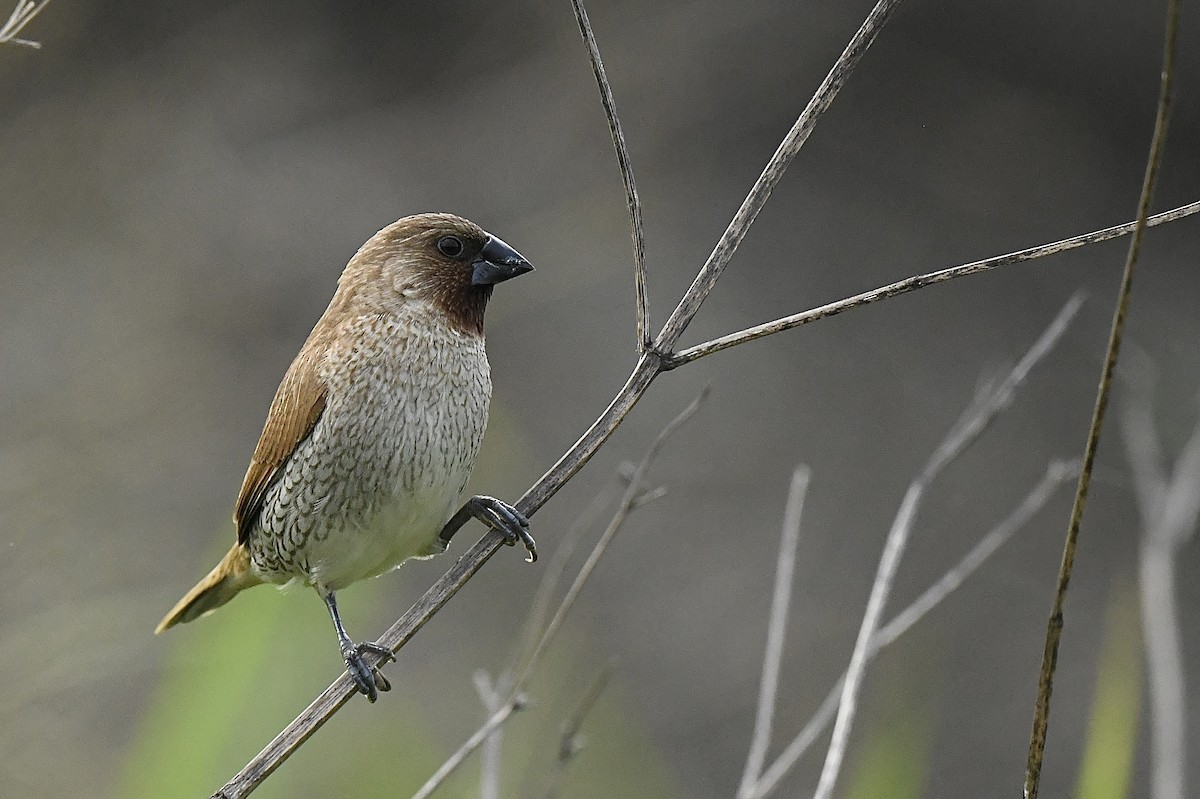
[212,0,1199,791]
[514,388,707,692]
[408,394,703,799]
[1022,1,1179,795]
[814,296,1081,799]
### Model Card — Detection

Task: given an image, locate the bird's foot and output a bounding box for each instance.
[439,495,537,562]
[341,641,396,703]
[477,491,540,559]
[470,495,537,563]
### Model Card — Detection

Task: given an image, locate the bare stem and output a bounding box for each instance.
[738,466,812,799]
[567,0,649,351]
[665,200,1200,369]
[0,0,50,47]
[511,488,619,679]
[209,0,1196,792]
[475,672,504,799]
[1123,389,1200,799]
[1022,2,1179,795]
[409,695,529,799]
[748,461,1078,798]
[411,394,703,799]
[814,297,1081,799]
[514,388,707,693]
[540,658,619,799]
[653,0,905,352]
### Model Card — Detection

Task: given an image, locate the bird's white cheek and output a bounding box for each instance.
[393,273,422,299]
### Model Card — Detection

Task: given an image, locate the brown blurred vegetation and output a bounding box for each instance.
[1,1,1198,797]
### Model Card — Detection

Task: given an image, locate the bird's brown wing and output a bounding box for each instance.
[233,349,328,544]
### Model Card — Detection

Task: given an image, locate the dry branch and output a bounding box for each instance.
[1122,380,1200,799]
[0,0,49,47]
[664,200,1200,369]
[209,0,1200,793]
[747,460,1078,799]
[738,466,812,799]
[567,0,649,351]
[1022,1,1180,795]
[407,392,704,799]
[212,2,900,794]
[539,658,618,799]
[813,296,1082,799]
[409,695,529,799]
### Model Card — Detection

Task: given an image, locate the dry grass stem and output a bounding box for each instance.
[567,0,649,351]
[813,297,1082,799]
[747,460,1078,799]
[1022,2,1179,795]
[474,670,505,799]
[1122,383,1200,799]
[738,466,812,799]
[409,695,529,799]
[514,387,707,694]
[652,0,906,352]
[665,201,1200,369]
[511,488,619,680]
[0,0,50,47]
[408,392,704,799]
[539,658,618,799]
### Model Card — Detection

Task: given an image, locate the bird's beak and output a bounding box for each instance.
[471,235,535,286]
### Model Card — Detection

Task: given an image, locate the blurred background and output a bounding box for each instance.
[2,1,1199,797]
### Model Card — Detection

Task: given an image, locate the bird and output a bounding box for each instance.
[155,213,536,701]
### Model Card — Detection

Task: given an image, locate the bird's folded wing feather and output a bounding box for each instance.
[234,349,328,544]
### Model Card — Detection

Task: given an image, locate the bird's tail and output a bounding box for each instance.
[155,543,263,633]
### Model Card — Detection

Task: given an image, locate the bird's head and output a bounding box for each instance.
[337,213,534,335]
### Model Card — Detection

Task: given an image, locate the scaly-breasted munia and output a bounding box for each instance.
[156,213,536,701]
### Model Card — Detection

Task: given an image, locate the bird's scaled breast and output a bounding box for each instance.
[250,309,492,589]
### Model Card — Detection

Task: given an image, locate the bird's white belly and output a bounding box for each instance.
[302,477,463,589]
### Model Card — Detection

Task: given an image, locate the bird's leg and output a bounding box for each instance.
[439,495,537,562]
[321,590,395,702]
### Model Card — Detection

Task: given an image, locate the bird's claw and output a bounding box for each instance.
[476,496,537,563]
[342,641,396,702]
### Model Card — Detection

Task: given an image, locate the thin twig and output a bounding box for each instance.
[814,297,1081,799]
[474,671,504,799]
[738,466,812,799]
[558,659,617,761]
[0,0,50,47]
[873,460,1081,653]
[1022,2,1179,795]
[540,658,618,799]
[409,393,705,799]
[1122,388,1200,799]
[515,387,708,694]
[567,0,649,351]
[511,487,619,681]
[409,695,530,799]
[748,460,1078,799]
[664,200,1200,369]
[652,0,906,353]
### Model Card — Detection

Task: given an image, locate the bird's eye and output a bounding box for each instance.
[437,235,465,258]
